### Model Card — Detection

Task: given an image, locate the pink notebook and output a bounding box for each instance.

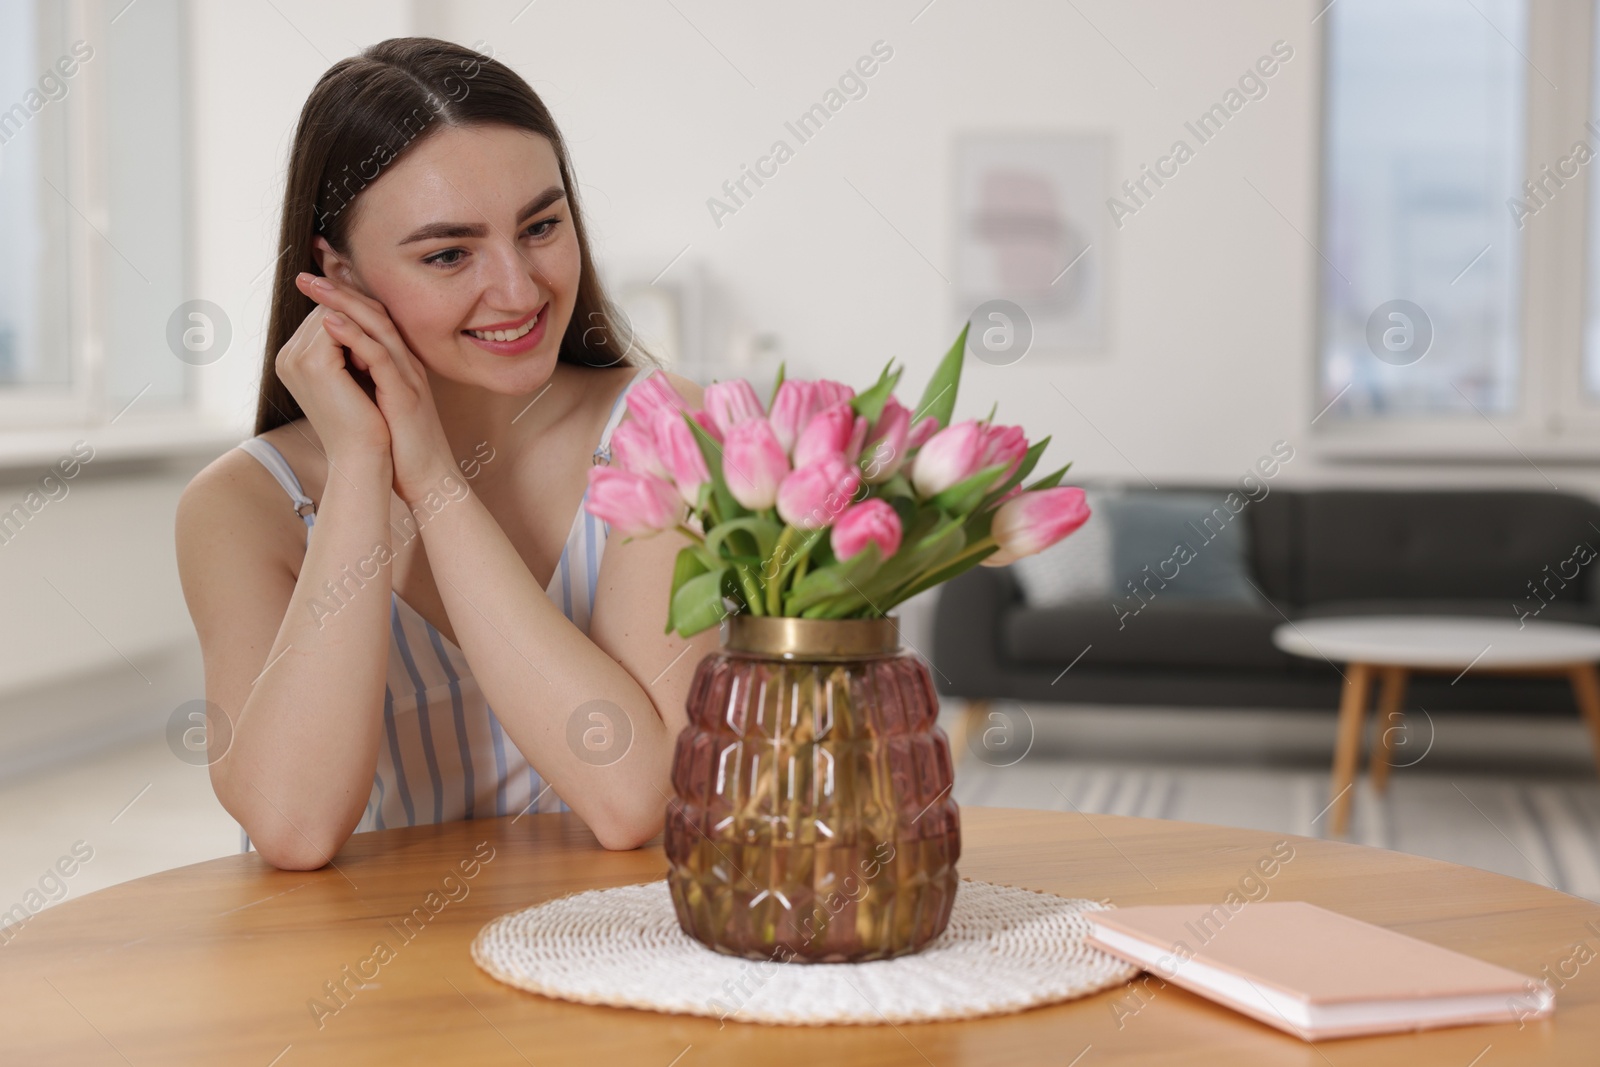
[1085,902,1554,1041]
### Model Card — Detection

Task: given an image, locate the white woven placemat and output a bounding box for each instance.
[471,877,1138,1026]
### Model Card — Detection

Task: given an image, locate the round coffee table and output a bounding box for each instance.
[1272,615,1600,835]
[4,808,1599,1064]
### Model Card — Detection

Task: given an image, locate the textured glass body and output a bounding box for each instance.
[664,616,961,963]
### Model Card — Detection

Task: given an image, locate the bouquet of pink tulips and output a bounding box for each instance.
[585,324,1091,636]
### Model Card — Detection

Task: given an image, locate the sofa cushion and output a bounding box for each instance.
[1003,598,1294,671]
[1101,491,1258,602]
[1296,490,1600,605]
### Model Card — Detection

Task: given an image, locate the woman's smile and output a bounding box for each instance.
[463,301,548,355]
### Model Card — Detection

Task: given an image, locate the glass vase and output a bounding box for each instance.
[664,613,961,963]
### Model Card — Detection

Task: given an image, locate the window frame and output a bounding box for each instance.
[0,0,199,433]
[1311,0,1600,463]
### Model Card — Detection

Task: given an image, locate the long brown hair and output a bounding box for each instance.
[254,37,656,435]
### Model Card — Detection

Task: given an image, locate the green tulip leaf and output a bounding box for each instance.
[912,322,968,432]
[1021,462,1074,494]
[784,541,883,615]
[963,504,997,544]
[930,461,1011,516]
[850,359,905,425]
[669,563,729,636]
[665,544,709,634]
[704,515,782,564]
[885,543,1003,608]
[855,514,966,605]
[768,361,786,411]
[873,471,916,500]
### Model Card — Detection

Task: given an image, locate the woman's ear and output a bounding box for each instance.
[310,236,356,285]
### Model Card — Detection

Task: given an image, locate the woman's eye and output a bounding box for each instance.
[422,218,559,268]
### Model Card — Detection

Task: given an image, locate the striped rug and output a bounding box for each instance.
[942,703,1600,902]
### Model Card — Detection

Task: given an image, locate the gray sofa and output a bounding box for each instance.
[932,487,1600,713]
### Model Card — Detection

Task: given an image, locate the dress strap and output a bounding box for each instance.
[592,364,660,466]
[237,437,317,529]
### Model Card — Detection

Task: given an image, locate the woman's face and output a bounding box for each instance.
[313,123,581,395]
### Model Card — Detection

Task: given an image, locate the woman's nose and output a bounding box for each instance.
[480,239,546,307]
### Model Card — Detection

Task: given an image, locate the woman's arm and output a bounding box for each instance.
[296,277,722,849]
[178,280,407,870]
[176,446,398,869]
[409,383,722,850]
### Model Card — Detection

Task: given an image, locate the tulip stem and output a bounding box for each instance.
[879,533,999,608]
[731,561,764,615]
[766,526,799,616]
[941,533,998,566]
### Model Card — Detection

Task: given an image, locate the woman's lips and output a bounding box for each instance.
[462,304,547,356]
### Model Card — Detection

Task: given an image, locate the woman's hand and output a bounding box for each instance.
[291,272,458,504]
[273,277,392,467]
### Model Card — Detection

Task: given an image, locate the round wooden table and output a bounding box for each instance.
[1273,616,1600,836]
[5,807,1598,1065]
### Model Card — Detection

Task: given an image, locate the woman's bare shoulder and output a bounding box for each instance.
[176,429,311,573]
[654,367,704,407]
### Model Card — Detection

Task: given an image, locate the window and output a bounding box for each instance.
[1316,0,1600,456]
[0,0,189,428]
[0,0,74,395]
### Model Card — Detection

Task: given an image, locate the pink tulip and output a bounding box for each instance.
[861,396,910,484]
[793,400,868,469]
[651,410,711,508]
[722,418,790,510]
[775,454,862,529]
[909,419,986,497]
[845,409,868,461]
[768,380,817,454]
[982,487,1091,566]
[813,379,856,410]
[978,422,1029,488]
[703,379,765,438]
[609,417,669,480]
[690,408,723,443]
[906,415,940,450]
[585,466,683,537]
[626,372,691,429]
[768,378,856,454]
[831,498,902,561]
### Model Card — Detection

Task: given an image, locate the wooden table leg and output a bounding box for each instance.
[1370,667,1408,794]
[1568,665,1600,779]
[1329,663,1372,836]
[947,699,989,765]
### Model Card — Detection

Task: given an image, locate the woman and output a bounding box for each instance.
[175,38,719,870]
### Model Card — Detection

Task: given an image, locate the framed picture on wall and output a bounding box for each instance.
[953,132,1109,359]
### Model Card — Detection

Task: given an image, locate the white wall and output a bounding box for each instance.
[9,0,1594,771]
[193,0,1596,495]
[188,0,415,430]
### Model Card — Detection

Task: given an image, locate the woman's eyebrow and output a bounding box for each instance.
[398,185,567,245]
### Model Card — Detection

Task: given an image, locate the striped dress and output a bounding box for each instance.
[232,364,658,852]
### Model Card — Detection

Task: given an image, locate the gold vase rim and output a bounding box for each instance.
[724,614,900,657]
